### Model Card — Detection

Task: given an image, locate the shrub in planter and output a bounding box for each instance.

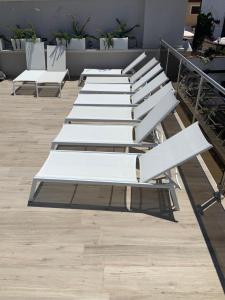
[11,27,24,50]
[54,32,71,47]
[11,25,39,50]
[99,19,139,50]
[68,17,96,50]
[100,36,128,50]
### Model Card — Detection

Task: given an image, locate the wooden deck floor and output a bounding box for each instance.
[0,80,224,299]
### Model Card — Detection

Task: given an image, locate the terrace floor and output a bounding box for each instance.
[0,79,224,299]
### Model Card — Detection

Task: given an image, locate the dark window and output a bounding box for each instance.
[191,6,201,14]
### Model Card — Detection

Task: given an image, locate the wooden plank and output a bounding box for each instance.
[0,79,223,299]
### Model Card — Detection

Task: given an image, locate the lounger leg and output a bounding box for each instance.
[169,185,180,211]
[78,75,83,86]
[13,82,15,96]
[36,83,39,98]
[126,186,132,211]
[51,143,57,150]
[67,70,71,80]
[59,84,62,97]
[29,179,39,202]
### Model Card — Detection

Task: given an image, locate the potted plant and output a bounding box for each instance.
[11,25,40,50]
[54,31,71,47]
[99,19,140,50]
[68,16,96,50]
[11,26,24,50]
[192,13,220,51]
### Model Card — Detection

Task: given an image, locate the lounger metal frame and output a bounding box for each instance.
[79,52,147,83]
[29,151,180,211]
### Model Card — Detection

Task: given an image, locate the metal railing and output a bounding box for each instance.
[161,39,225,121]
[160,39,225,195]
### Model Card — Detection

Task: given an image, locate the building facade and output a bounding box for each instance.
[186,0,202,28]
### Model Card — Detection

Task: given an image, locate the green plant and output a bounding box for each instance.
[11,26,25,39]
[192,13,220,51]
[72,16,96,39]
[99,31,114,49]
[54,31,71,42]
[200,46,225,64]
[113,18,140,38]
[11,25,37,41]
[23,27,37,41]
[99,19,140,49]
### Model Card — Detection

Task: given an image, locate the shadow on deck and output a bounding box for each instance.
[28,182,176,222]
[162,113,225,293]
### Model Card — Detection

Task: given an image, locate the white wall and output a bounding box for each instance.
[0,0,145,47]
[143,0,187,48]
[201,0,225,38]
[0,0,187,48]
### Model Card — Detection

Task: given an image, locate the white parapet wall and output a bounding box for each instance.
[0,49,159,77]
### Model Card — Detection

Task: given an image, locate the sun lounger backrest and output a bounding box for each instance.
[47,45,66,71]
[132,64,162,92]
[133,82,175,120]
[139,123,212,183]
[25,42,45,70]
[135,93,179,143]
[122,52,146,75]
[130,58,158,84]
[131,72,168,105]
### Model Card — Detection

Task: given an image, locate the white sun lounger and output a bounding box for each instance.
[85,58,159,84]
[36,45,69,97]
[52,92,179,149]
[75,73,169,107]
[66,85,175,123]
[80,52,147,82]
[12,42,46,95]
[29,123,212,211]
[80,64,163,94]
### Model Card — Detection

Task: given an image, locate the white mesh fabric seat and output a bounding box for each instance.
[13,70,45,82]
[75,93,132,106]
[12,42,46,95]
[80,65,163,94]
[36,45,69,97]
[53,93,179,148]
[34,151,138,184]
[66,86,175,123]
[29,123,212,212]
[53,124,134,147]
[85,58,158,84]
[80,52,146,80]
[38,71,68,84]
[66,106,133,123]
[75,73,170,107]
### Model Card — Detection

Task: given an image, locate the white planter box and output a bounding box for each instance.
[68,38,86,50]
[20,39,26,50]
[56,38,68,47]
[0,38,4,51]
[11,38,41,50]
[100,37,128,50]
